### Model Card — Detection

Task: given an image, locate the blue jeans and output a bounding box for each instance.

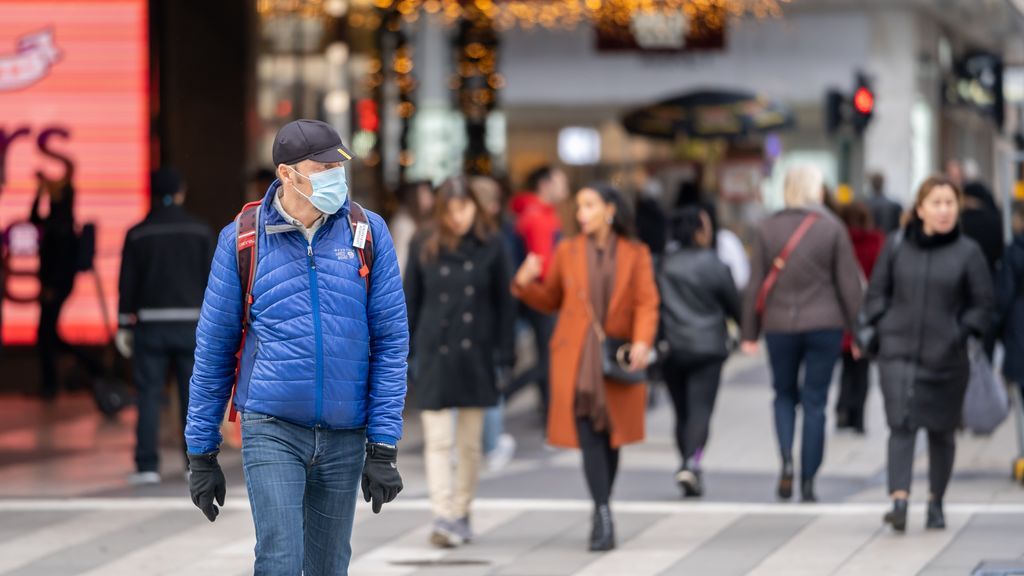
[240,411,365,576]
[764,330,843,481]
[482,400,504,455]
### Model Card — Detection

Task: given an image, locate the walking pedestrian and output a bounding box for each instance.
[865,172,903,234]
[470,175,521,471]
[741,165,864,503]
[998,204,1024,396]
[512,183,659,552]
[31,159,86,400]
[658,206,740,497]
[117,168,213,485]
[390,179,434,278]
[835,202,885,433]
[405,176,515,547]
[185,119,408,575]
[507,165,567,416]
[860,175,993,532]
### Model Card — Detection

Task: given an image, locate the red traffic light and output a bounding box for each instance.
[853,87,874,115]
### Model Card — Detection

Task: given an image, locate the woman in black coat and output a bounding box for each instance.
[860,175,993,533]
[657,206,740,498]
[404,177,515,548]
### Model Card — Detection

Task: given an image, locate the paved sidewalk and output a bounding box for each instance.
[1,354,1023,575]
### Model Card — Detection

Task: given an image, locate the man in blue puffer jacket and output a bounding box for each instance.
[184,119,408,575]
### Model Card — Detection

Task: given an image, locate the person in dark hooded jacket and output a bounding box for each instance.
[860,175,993,533]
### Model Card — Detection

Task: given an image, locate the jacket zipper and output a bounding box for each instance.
[907,250,930,422]
[307,231,325,425]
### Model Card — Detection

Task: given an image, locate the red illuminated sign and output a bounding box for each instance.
[0,1,149,345]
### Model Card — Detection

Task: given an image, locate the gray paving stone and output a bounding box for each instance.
[658,514,812,576]
[919,514,1024,576]
[3,510,197,576]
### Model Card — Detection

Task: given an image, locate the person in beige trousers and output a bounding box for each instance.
[404,177,516,547]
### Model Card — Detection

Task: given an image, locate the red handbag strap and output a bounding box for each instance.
[755,213,819,317]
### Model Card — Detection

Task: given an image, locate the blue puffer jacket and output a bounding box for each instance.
[185,184,409,454]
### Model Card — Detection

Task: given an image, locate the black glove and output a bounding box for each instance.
[362,443,402,514]
[188,451,226,522]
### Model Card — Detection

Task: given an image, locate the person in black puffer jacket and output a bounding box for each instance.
[859,175,993,533]
[658,206,740,498]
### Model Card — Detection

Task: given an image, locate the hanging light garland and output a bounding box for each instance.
[348,0,791,30]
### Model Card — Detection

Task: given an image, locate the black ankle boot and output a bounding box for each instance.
[883,499,908,533]
[777,460,794,501]
[589,504,615,552]
[800,478,817,503]
[926,500,946,530]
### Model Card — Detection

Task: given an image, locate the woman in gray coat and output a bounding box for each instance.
[741,166,864,503]
[860,175,993,532]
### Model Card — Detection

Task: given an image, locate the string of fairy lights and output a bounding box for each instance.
[256,0,791,177]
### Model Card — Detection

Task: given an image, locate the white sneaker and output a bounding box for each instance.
[127,471,162,486]
[487,434,517,472]
[429,519,464,548]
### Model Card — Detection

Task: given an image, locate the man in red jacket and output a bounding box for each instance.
[507,166,568,417]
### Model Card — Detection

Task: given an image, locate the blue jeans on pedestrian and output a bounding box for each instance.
[764,329,843,481]
[482,399,504,455]
[240,411,365,576]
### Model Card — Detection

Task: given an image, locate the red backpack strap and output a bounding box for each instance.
[229,200,262,422]
[348,201,374,293]
[755,213,819,318]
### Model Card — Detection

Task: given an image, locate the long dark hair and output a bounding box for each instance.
[420,176,495,262]
[673,205,707,248]
[579,182,635,238]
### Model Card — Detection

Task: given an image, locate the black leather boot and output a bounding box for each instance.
[589,504,615,552]
[800,478,817,503]
[926,500,946,530]
[777,459,794,501]
[883,498,908,533]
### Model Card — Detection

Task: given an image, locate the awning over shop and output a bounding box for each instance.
[622,89,795,140]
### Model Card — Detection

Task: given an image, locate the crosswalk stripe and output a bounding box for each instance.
[0,509,162,573]
[832,513,970,576]
[747,513,884,576]
[4,497,1024,516]
[574,512,741,576]
[78,511,254,576]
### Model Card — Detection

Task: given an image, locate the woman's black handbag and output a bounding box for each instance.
[602,337,649,384]
[583,293,651,385]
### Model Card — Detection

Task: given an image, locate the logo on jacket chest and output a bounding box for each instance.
[334,248,357,260]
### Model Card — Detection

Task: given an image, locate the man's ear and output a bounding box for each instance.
[277,164,291,184]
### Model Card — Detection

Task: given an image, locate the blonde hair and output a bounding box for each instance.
[783,165,825,209]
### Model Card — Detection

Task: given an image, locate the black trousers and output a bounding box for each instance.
[887,425,956,501]
[576,417,619,507]
[37,288,101,399]
[837,352,870,429]
[506,308,555,413]
[134,323,196,473]
[663,355,724,466]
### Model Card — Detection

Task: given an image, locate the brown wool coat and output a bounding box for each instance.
[512,235,660,449]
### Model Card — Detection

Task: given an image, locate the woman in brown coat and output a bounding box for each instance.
[512,183,659,552]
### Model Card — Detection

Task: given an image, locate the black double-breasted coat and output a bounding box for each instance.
[404,231,515,410]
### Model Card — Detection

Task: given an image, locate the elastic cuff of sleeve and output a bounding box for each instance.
[368,435,398,446]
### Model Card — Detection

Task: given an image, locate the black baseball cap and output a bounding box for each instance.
[272,119,354,166]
